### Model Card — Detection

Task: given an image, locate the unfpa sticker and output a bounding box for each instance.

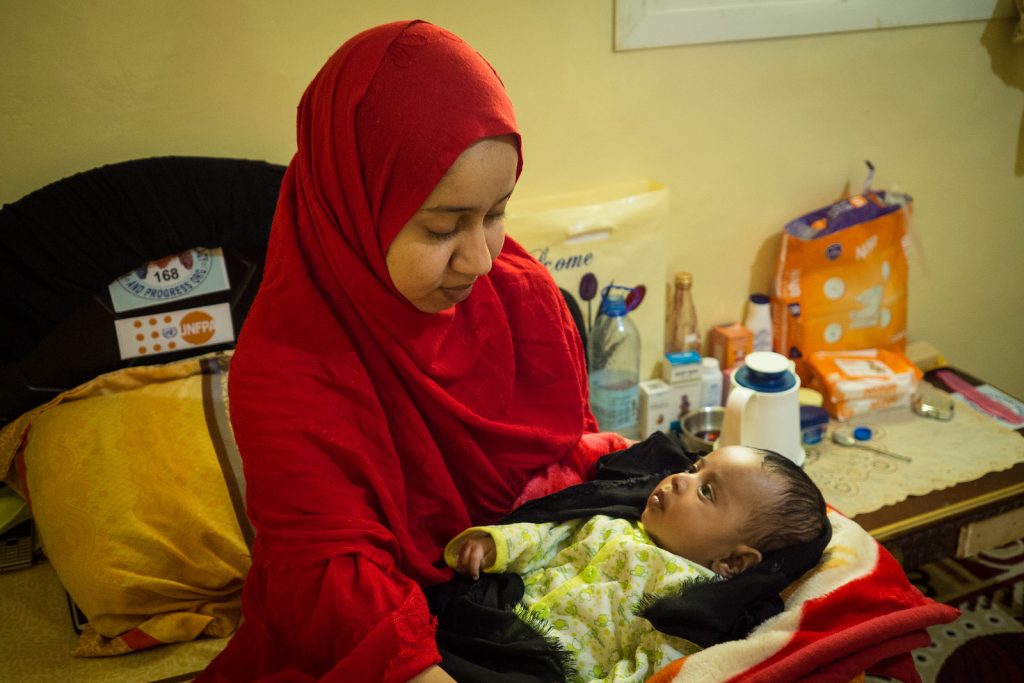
[114,303,235,360]
[109,248,230,313]
[180,310,217,345]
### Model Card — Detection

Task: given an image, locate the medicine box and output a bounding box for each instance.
[666,378,703,429]
[709,323,753,371]
[661,351,702,385]
[639,379,673,436]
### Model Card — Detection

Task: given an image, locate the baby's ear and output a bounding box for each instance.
[711,545,763,578]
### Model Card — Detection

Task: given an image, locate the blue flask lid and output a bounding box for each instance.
[734,351,796,393]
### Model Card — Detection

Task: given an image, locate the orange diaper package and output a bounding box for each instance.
[806,348,923,421]
[772,185,912,381]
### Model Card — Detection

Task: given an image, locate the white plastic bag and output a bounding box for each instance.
[507,181,669,378]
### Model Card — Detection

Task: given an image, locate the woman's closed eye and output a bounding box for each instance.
[428,210,503,241]
[429,227,459,241]
[426,216,462,241]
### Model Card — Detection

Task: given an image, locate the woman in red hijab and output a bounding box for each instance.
[197,20,625,682]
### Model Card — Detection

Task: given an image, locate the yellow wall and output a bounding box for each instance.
[3,1,1023,398]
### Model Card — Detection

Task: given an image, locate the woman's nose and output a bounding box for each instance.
[451,224,494,276]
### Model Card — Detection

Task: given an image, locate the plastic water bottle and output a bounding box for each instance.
[589,285,641,440]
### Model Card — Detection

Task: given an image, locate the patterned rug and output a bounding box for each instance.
[902,540,1024,682]
[908,539,1024,612]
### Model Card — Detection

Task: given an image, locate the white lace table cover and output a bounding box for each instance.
[804,391,1024,516]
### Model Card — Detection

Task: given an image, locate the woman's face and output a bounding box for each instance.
[386,136,518,313]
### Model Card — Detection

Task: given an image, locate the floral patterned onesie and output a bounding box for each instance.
[443,515,715,682]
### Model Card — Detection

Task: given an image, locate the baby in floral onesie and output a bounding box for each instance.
[444,444,828,682]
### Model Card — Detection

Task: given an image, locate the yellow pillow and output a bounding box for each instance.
[0,352,251,656]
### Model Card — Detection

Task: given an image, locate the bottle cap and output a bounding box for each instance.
[599,294,626,316]
[749,293,769,305]
[853,426,873,441]
[675,272,693,287]
[701,357,720,370]
[598,285,631,317]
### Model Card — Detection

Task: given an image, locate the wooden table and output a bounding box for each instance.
[850,367,1024,568]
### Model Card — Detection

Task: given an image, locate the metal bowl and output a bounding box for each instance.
[680,407,724,455]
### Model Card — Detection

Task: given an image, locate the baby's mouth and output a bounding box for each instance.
[652,491,665,510]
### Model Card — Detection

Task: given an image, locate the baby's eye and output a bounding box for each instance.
[686,463,697,474]
[698,483,714,501]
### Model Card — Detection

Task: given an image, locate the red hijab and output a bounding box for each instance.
[212,21,598,679]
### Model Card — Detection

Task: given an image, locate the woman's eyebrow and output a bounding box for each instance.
[423,204,472,214]
[424,190,514,213]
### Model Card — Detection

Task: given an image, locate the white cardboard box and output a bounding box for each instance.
[666,378,703,428]
[639,379,674,436]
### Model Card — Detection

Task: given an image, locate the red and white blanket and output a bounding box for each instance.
[650,510,960,683]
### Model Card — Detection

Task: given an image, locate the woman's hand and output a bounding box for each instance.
[453,533,496,580]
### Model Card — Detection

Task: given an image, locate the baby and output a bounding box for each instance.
[445,444,828,681]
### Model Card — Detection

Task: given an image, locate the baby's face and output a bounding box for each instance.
[641,446,783,570]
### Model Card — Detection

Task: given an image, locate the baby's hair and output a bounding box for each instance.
[745,448,828,555]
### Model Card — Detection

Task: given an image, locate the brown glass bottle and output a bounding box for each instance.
[665,272,701,354]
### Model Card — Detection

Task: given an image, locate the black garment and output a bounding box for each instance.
[426,574,569,683]
[558,288,589,370]
[504,430,693,526]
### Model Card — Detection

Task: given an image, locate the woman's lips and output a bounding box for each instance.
[440,282,474,304]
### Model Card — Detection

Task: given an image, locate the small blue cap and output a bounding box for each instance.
[853,426,873,441]
[600,294,627,317]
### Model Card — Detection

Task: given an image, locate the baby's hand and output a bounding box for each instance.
[454,534,496,580]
